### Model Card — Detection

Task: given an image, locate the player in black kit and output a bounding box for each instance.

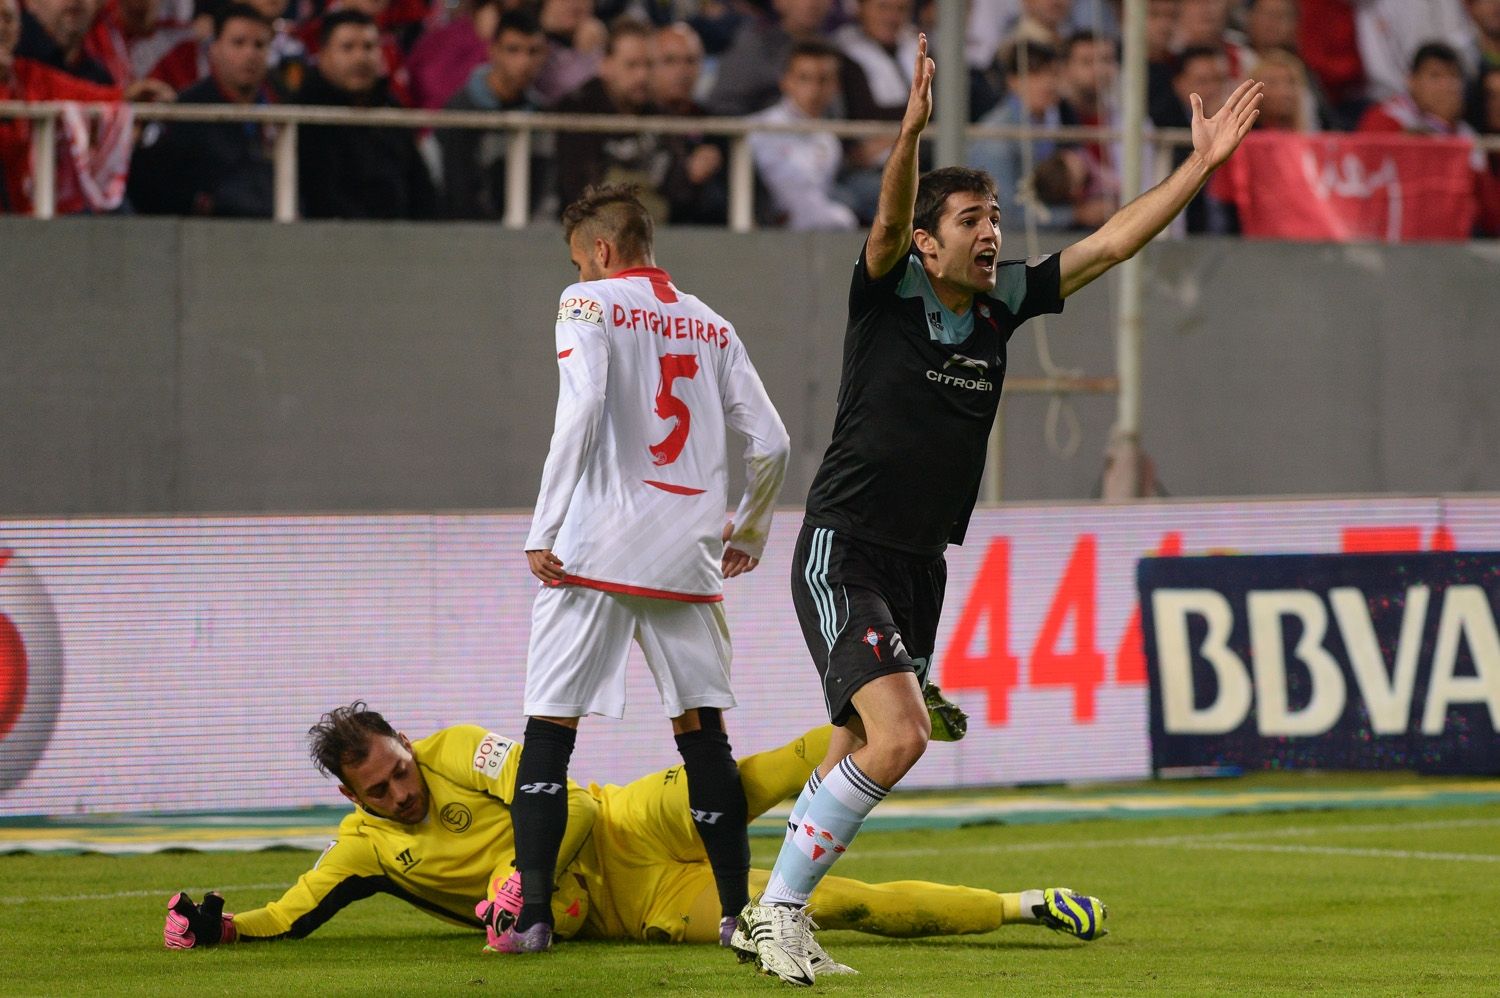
[733,33,1265,985]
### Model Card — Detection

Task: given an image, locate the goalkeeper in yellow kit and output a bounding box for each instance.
[163,702,1106,961]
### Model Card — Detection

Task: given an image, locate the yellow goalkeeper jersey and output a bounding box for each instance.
[231,725,598,941]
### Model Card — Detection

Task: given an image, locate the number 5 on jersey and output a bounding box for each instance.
[651,353,700,466]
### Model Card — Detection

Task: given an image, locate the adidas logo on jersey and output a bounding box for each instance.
[520,782,565,795]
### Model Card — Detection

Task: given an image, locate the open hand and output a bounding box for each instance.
[901,32,934,137]
[1190,78,1264,171]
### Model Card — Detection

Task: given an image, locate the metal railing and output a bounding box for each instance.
[2,99,1185,227]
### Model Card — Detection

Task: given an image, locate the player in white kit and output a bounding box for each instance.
[504,185,791,955]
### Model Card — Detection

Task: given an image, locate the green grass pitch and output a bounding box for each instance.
[3,801,1498,996]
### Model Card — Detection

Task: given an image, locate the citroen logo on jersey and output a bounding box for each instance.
[943,353,990,374]
[395,848,420,872]
[440,802,473,833]
[520,782,565,795]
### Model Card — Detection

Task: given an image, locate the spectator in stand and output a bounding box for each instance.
[1472,63,1500,234]
[749,39,860,230]
[833,0,916,116]
[1471,56,1500,130]
[552,18,673,218]
[405,0,494,109]
[677,0,745,57]
[1249,46,1320,130]
[0,0,163,213]
[1242,0,1336,128]
[1297,0,1364,125]
[1174,0,1250,77]
[128,2,277,215]
[829,0,915,213]
[243,0,304,95]
[299,0,412,104]
[1244,0,1297,56]
[437,7,547,219]
[1153,43,1235,232]
[1357,41,1472,136]
[83,0,168,85]
[970,41,1111,229]
[1465,0,1500,116]
[17,0,118,82]
[705,0,879,118]
[143,0,213,92]
[1145,0,1179,114]
[532,0,603,106]
[1354,0,1474,103]
[649,21,728,224]
[1025,145,1115,229]
[294,9,436,218]
[998,0,1074,52]
[1058,30,1120,212]
[965,0,1119,76]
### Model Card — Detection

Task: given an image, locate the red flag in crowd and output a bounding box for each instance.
[1216,132,1479,242]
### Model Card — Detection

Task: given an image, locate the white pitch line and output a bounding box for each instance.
[844,817,1500,861]
[1179,842,1500,863]
[0,883,289,906]
[9,819,1500,905]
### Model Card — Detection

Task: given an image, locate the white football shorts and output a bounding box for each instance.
[524,583,735,719]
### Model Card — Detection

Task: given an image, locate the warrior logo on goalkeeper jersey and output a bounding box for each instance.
[800,821,848,863]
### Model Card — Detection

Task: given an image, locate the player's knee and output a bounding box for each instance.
[872,712,930,773]
[695,707,724,733]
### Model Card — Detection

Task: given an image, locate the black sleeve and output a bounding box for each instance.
[848,239,912,316]
[992,253,1064,337]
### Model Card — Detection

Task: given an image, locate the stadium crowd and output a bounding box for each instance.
[2,0,1498,233]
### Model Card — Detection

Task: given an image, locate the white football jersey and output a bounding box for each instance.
[526,266,790,600]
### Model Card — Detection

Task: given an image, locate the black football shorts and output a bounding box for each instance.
[790,522,947,726]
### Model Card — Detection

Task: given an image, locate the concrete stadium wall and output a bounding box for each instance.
[2,217,1498,515]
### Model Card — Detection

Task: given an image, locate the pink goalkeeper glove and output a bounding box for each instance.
[164,891,237,949]
[475,872,525,948]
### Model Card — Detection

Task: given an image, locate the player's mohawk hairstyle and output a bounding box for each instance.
[561,184,655,263]
[308,701,399,783]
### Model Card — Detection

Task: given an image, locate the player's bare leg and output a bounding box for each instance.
[740,673,931,982]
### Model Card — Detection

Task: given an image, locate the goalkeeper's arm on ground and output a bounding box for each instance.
[164,833,427,945]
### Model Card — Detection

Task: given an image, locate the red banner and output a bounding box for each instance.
[1216,132,1478,242]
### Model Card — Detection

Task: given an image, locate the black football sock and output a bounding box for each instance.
[511,718,577,931]
[676,726,751,918]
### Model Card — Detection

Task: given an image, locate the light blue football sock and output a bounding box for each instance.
[761,756,888,907]
[782,770,821,847]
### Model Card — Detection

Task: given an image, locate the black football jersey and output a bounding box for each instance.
[803,243,1065,556]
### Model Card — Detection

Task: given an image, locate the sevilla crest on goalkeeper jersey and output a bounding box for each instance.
[526,267,790,601]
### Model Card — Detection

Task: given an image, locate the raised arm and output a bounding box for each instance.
[1057,79,1264,299]
[865,33,935,280]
